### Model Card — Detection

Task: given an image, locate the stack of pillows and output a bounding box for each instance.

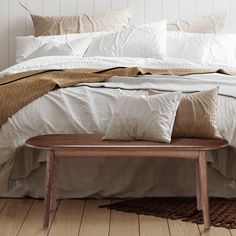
[103,87,221,143]
[16,7,236,66]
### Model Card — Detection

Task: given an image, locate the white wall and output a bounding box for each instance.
[0,0,235,71]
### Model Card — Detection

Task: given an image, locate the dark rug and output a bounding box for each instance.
[100,197,236,229]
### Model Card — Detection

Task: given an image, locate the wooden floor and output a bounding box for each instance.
[0,199,235,236]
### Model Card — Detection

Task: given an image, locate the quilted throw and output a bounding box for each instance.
[0,67,231,127]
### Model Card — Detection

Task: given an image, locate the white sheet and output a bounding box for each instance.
[1,56,236,193]
[2,56,235,78]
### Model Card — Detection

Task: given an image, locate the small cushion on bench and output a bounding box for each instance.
[149,87,221,139]
[103,91,181,143]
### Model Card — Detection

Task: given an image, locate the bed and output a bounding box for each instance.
[1,9,236,198]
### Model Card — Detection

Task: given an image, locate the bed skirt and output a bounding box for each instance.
[1,157,236,198]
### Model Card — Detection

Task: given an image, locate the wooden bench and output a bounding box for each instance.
[25,134,228,229]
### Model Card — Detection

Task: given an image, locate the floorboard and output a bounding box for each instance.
[0,199,33,236]
[168,219,200,236]
[139,215,170,236]
[229,229,236,236]
[49,200,85,236]
[0,199,234,236]
[17,200,58,236]
[79,199,111,236]
[109,202,139,236]
[198,224,231,236]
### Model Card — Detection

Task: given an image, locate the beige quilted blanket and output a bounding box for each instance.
[0,67,231,127]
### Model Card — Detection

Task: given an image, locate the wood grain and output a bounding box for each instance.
[48,200,85,236]
[139,215,170,236]
[26,134,227,228]
[79,200,111,236]
[0,199,233,236]
[0,199,33,236]
[168,219,200,236]
[230,229,236,236]
[26,134,228,151]
[198,224,231,236]
[110,205,139,236]
[198,151,210,229]
[43,150,56,228]
[18,200,58,236]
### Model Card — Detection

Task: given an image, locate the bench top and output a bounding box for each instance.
[25,134,228,151]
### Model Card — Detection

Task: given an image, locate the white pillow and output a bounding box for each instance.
[167,31,236,66]
[24,37,92,61]
[103,92,182,143]
[168,15,225,33]
[85,20,167,58]
[16,32,105,63]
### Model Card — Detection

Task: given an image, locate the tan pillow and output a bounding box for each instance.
[31,8,132,37]
[167,15,225,33]
[148,88,222,139]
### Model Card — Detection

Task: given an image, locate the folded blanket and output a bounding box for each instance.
[0,67,233,127]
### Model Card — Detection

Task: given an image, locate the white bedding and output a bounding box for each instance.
[1,56,236,195]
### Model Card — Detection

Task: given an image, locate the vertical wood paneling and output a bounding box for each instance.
[111,0,128,10]
[179,0,196,20]
[44,0,60,16]
[128,0,145,24]
[196,0,214,16]
[9,0,26,66]
[94,0,110,13]
[0,0,9,70]
[231,0,236,33]
[163,0,179,21]
[25,0,43,35]
[77,0,94,14]
[61,0,77,15]
[0,0,236,71]
[213,0,230,32]
[146,0,162,22]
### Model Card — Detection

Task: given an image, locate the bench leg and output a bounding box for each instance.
[50,158,59,211]
[198,151,210,230]
[195,161,202,210]
[43,150,56,229]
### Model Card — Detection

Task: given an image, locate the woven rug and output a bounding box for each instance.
[100,197,236,229]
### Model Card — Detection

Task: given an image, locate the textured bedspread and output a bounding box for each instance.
[1,66,232,128]
[1,56,236,197]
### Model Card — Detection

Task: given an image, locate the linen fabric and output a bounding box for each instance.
[167,31,236,66]
[16,32,106,63]
[168,15,225,33]
[1,57,236,195]
[24,37,92,61]
[148,88,222,139]
[85,20,167,58]
[31,8,132,36]
[103,92,182,143]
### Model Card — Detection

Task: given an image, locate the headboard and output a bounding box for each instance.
[0,0,235,71]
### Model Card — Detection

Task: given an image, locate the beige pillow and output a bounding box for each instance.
[103,92,182,143]
[31,8,132,36]
[168,15,225,33]
[149,88,222,139]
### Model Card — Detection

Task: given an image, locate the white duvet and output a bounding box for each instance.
[1,56,236,193]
